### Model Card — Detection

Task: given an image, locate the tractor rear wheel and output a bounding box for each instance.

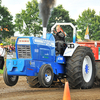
[26,76,41,88]
[3,67,19,86]
[66,46,96,89]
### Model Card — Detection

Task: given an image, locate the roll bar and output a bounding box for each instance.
[51,23,76,43]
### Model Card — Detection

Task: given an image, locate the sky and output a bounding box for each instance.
[1,0,100,36]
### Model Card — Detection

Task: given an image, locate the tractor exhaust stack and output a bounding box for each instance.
[43,27,47,39]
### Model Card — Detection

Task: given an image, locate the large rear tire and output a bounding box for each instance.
[26,76,41,88]
[95,62,100,79]
[66,46,96,89]
[3,67,19,86]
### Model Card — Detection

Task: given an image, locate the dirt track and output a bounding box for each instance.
[0,75,100,100]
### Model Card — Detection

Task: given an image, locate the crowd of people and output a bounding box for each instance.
[3,44,15,53]
[0,43,16,69]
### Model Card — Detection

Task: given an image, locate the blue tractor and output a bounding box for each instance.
[3,23,96,89]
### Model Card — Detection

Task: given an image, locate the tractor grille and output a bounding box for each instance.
[17,45,31,58]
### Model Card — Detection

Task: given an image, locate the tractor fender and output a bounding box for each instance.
[63,43,79,56]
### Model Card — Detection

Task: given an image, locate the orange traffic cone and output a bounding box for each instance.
[63,82,71,100]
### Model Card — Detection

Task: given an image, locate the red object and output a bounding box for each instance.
[77,41,100,60]
[19,40,29,42]
[63,82,71,100]
[27,68,33,71]
[60,27,66,36]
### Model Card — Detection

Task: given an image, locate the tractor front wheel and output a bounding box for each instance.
[3,67,19,86]
[38,64,54,88]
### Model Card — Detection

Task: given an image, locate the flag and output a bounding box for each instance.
[23,20,27,29]
[84,26,89,39]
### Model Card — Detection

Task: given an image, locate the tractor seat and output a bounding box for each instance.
[55,41,67,55]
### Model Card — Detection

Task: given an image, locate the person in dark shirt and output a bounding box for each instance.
[55,25,65,42]
[54,25,66,54]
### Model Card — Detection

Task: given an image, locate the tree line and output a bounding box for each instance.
[0,0,100,41]
[0,0,14,39]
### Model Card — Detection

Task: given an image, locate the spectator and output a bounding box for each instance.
[0,43,6,70]
[12,45,15,51]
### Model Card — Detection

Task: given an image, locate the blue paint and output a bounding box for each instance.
[85,64,89,74]
[73,34,76,43]
[7,33,66,77]
[56,54,66,64]
[45,74,48,77]
[7,59,65,76]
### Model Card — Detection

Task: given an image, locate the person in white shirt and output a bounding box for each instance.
[0,43,6,70]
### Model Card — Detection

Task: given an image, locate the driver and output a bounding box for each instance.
[54,25,66,54]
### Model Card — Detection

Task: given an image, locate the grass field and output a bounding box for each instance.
[0,68,4,74]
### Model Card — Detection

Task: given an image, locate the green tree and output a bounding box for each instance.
[15,0,42,36]
[47,5,76,42]
[0,0,1,5]
[77,8,100,40]
[0,0,15,39]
